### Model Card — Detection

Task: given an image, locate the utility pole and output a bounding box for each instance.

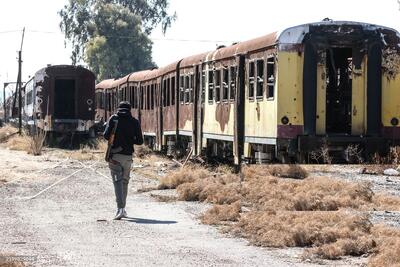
[17,27,25,135]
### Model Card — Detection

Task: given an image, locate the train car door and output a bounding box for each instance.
[311,45,373,136]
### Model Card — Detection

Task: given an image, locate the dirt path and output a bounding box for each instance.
[0,148,340,267]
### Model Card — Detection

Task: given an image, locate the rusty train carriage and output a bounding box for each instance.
[96,21,400,163]
[24,65,95,134]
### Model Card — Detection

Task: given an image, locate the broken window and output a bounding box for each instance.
[222,68,229,101]
[248,61,255,100]
[132,86,136,109]
[215,69,221,102]
[166,78,171,106]
[266,57,275,99]
[163,79,167,107]
[140,86,144,109]
[151,84,155,110]
[147,85,151,110]
[171,76,176,105]
[190,74,194,103]
[184,75,190,104]
[256,60,264,99]
[179,76,184,104]
[202,71,206,104]
[229,66,236,101]
[208,70,214,102]
[129,86,135,108]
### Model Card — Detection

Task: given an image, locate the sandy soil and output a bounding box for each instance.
[0,148,374,266]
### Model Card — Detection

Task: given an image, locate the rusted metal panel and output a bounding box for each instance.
[95,79,114,89]
[206,32,278,62]
[180,52,209,68]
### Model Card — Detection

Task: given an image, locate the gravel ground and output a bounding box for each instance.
[0,149,360,267]
[307,164,400,228]
[3,149,398,266]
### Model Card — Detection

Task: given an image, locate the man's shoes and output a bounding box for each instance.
[113,209,124,220]
[121,208,128,218]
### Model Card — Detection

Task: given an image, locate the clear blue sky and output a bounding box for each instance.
[0,0,399,98]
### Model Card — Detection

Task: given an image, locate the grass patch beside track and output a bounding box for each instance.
[160,164,400,265]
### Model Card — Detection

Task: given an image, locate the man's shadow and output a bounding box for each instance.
[122,217,177,225]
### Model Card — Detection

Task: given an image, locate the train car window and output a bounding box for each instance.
[256,59,264,99]
[190,74,194,103]
[208,70,214,103]
[140,86,144,109]
[130,86,134,108]
[184,75,190,104]
[248,61,255,100]
[100,93,104,109]
[27,91,33,105]
[171,76,176,105]
[266,56,276,99]
[163,79,167,107]
[134,86,137,108]
[151,84,155,110]
[166,78,171,106]
[179,76,184,104]
[222,68,229,101]
[215,69,221,102]
[229,66,236,101]
[108,92,112,112]
[201,71,206,104]
[146,85,150,110]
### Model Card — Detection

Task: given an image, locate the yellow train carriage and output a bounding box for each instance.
[273,21,400,162]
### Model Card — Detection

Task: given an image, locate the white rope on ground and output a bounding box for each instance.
[25,162,98,200]
[5,158,71,185]
[75,160,110,182]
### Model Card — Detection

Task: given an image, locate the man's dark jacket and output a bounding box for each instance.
[103,108,143,155]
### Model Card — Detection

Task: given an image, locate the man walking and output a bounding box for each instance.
[104,101,143,220]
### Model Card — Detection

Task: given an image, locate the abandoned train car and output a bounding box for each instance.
[23,65,96,135]
[96,20,400,163]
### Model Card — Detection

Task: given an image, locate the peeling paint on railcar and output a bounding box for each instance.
[178,104,192,129]
[382,47,400,79]
[215,103,231,132]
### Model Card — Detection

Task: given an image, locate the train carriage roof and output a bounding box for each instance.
[95,21,400,88]
[277,21,400,45]
[95,79,114,89]
[180,52,211,68]
[128,69,153,82]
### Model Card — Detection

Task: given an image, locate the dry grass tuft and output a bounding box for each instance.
[369,225,400,267]
[0,124,18,142]
[243,175,373,211]
[0,254,25,267]
[372,146,400,164]
[201,201,241,225]
[242,164,308,180]
[235,211,374,258]
[67,145,97,161]
[134,145,153,158]
[177,173,241,204]
[158,165,211,189]
[29,128,46,155]
[373,193,400,211]
[4,133,31,152]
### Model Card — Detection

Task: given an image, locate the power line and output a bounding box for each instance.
[0,29,237,43]
[0,30,22,34]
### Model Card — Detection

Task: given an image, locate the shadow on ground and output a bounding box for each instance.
[121,217,177,224]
